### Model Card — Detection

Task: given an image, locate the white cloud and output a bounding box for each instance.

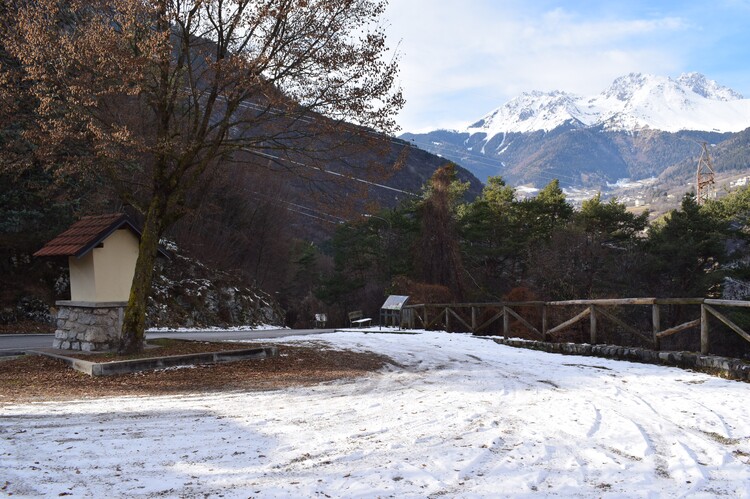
[385,0,692,131]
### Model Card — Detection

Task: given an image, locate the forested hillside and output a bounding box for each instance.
[659,128,750,186]
[0,138,482,331]
[401,126,734,188]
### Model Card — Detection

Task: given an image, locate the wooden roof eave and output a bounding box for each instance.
[72,219,143,259]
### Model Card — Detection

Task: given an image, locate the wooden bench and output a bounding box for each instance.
[348,310,372,328]
[314,313,327,328]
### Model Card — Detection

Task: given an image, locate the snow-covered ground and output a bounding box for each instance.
[2,331,749,497]
[146,324,287,333]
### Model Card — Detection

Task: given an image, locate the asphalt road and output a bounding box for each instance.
[0,334,54,354]
[0,328,336,355]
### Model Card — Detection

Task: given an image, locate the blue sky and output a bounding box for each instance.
[384,0,750,132]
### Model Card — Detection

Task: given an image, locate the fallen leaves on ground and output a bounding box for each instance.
[0,342,392,403]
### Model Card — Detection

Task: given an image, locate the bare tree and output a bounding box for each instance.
[1,0,403,352]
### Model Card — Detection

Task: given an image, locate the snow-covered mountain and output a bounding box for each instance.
[467,72,750,135]
[401,73,750,188]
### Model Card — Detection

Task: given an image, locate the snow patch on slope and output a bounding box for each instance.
[465,72,750,136]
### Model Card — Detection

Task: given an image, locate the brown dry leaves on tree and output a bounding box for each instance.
[2,0,404,353]
[418,164,468,300]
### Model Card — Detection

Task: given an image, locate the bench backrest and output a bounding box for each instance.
[348,310,363,320]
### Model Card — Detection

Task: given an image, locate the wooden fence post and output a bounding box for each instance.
[405,298,750,353]
[503,306,509,336]
[652,304,661,350]
[590,306,597,344]
[701,304,709,354]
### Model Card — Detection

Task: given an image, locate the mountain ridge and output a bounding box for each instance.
[461,72,750,136]
[401,72,750,188]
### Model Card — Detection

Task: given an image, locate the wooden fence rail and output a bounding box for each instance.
[401,298,750,355]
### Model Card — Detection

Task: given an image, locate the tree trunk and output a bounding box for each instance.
[119,195,167,354]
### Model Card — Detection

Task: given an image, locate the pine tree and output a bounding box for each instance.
[646,194,729,297]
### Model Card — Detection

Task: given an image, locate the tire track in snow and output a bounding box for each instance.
[3,331,750,497]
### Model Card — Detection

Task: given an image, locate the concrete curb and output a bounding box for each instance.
[28,346,278,376]
[490,337,750,382]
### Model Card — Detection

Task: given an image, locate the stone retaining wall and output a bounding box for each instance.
[54,301,126,351]
[492,337,750,382]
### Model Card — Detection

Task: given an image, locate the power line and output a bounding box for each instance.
[243,148,420,197]
[231,93,583,190]
[231,94,576,187]
[247,189,348,224]
[285,207,340,225]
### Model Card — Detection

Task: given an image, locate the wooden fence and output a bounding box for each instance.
[401,298,750,355]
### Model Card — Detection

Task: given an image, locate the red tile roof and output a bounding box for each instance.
[34,213,139,258]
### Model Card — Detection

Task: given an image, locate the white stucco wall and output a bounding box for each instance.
[68,228,139,302]
[69,252,96,302]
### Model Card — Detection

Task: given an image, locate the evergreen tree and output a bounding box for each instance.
[317,205,419,319]
[458,176,523,297]
[518,179,574,242]
[526,193,648,299]
[578,193,648,243]
[646,194,729,297]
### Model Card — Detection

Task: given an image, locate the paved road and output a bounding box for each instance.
[0,334,55,354]
[0,328,336,354]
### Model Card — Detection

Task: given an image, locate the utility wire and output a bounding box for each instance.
[231,94,582,190]
[285,207,340,225]
[247,189,348,224]
[244,148,420,197]
[232,94,577,186]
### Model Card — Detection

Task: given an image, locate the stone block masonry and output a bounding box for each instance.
[54,301,126,351]
[491,336,750,382]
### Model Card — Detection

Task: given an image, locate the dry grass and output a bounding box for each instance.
[0,341,393,404]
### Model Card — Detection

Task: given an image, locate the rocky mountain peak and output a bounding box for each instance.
[456,72,750,135]
[676,72,744,101]
[602,72,651,101]
[468,90,582,134]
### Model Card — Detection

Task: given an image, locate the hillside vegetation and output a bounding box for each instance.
[309,166,750,357]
